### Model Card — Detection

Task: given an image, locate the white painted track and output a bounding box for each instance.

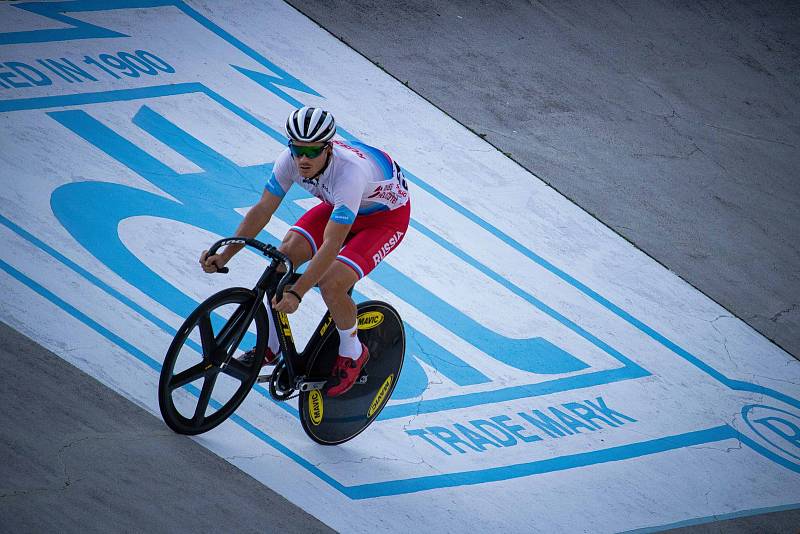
[1,1,799,532]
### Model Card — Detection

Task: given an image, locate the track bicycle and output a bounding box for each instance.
[158,237,405,445]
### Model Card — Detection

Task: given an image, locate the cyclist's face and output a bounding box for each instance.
[290,141,330,178]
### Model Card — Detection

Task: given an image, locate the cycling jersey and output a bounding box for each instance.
[265,140,410,225]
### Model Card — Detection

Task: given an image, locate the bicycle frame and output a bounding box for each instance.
[207,237,334,396]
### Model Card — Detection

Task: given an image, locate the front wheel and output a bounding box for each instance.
[158,287,268,435]
[298,301,405,445]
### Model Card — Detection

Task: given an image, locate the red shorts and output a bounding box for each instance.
[289,201,411,279]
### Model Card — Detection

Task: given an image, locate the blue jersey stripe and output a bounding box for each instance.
[358,204,390,216]
[265,173,287,197]
[351,141,394,180]
[331,205,356,224]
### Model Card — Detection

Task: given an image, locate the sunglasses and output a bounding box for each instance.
[288,141,328,159]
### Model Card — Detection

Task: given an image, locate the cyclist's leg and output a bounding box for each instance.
[321,203,410,396]
[333,201,410,283]
[319,262,364,396]
[280,201,332,265]
[256,203,327,359]
[277,230,313,267]
[318,262,359,330]
[323,202,410,327]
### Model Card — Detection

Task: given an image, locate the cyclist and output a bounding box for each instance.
[199,106,410,397]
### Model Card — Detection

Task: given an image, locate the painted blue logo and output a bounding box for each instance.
[4,0,800,501]
[742,405,800,468]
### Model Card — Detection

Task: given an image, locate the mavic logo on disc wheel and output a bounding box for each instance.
[368,374,394,418]
[309,390,324,426]
[357,311,384,330]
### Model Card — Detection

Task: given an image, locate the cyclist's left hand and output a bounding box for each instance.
[272,290,300,314]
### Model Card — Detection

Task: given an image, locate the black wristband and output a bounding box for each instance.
[286,289,302,303]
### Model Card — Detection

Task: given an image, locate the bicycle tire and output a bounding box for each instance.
[298,300,405,445]
[158,287,268,435]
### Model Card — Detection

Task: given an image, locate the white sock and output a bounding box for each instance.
[267,310,280,356]
[337,324,361,359]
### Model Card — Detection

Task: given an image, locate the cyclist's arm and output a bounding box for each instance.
[290,219,351,297]
[201,189,282,272]
[223,189,282,260]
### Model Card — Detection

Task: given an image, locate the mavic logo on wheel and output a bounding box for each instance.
[309,390,324,426]
[368,374,394,418]
[357,311,384,330]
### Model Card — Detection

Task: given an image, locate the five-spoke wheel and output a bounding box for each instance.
[158,287,268,435]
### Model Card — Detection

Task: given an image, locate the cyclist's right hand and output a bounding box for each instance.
[200,250,227,273]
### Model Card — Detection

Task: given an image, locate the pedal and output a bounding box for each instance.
[297,379,326,392]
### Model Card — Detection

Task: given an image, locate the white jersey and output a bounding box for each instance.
[265,140,410,225]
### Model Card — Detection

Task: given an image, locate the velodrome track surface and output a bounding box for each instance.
[1,1,799,532]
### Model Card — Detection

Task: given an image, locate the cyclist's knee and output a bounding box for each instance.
[279,231,312,266]
[319,264,357,300]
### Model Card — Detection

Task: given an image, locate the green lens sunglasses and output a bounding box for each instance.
[288,141,328,159]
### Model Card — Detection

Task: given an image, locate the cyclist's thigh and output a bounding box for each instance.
[279,231,313,266]
[281,202,332,264]
[337,214,409,280]
[319,259,359,294]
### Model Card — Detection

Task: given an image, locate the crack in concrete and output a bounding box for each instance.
[1,431,186,499]
[610,0,634,22]
[0,486,70,499]
[648,104,736,174]
[1,436,95,498]
[691,442,744,454]
[634,78,679,118]
[691,144,729,172]
[752,373,800,387]
[631,145,700,160]
[313,455,428,467]
[710,315,738,370]
[770,303,798,323]
[223,451,282,462]
[698,121,797,149]
[691,413,743,454]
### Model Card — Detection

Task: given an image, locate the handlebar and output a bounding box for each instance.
[206,237,295,298]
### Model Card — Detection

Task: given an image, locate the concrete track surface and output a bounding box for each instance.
[0,322,333,534]
[1,1,799,533]
[287,0,800,359]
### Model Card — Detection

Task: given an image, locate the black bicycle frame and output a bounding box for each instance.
[207,237,320,388]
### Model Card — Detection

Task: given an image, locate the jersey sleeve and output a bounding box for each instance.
[265,149,294,198]
[329,167,366,225]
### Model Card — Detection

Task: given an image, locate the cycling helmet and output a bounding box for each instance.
[285,106,336,143]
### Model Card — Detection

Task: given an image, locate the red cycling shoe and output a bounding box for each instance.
[326,343,370,397]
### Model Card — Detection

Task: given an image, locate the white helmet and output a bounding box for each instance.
[285,106,336,143]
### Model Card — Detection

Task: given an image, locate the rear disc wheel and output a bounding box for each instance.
[299,301,405,445]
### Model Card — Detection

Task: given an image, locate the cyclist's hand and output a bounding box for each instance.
[200,250,227,273]
[272,290,300,314]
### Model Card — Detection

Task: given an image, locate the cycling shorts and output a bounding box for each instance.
[289,201,411,279]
